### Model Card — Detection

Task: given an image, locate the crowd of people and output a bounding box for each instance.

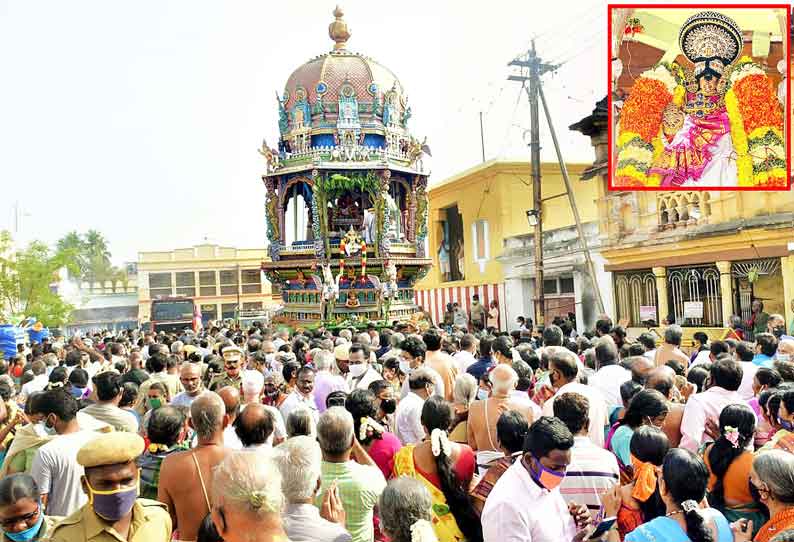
[1,310,794,542]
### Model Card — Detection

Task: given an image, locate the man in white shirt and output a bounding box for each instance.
[19,360,49,403]
[736,341,760,401]
[681,357,749,452]
[171,362,204,408]
[30,389,101,516]
[280,366,320,424]
[588,337,631,408]
[273,329,289,350]
[395,368,435,445]
[235,403,275,452]
[541,347,608,447]
[637,332,657,362]
[482,417,588,542]
[691,340,730,369]
[398,336,445,400]
[453,334,478,373]
[347,343,381,391]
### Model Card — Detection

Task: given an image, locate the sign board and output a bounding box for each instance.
[639,305,657,322]
[684,301,704,319]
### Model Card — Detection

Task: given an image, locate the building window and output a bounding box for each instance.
[175,272,195,297]
[471,219,489,272]
[560,277,575,294]
[543,279,558,295]
[614,270,658,326]
[149,273,172,299]
[668,266,722,327]
[242,302,262,311]
[241,269,262,294]
[199,271,217,297]
[221,303,237,320]
[219,270,238,296]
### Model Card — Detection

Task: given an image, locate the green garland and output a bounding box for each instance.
[313,172,381,256]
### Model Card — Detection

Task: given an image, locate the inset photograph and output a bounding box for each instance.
[610,6,789,189]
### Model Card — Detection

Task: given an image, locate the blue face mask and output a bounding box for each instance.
[70,386,86,399]
[781,419,794,431]
[3,508,44,542]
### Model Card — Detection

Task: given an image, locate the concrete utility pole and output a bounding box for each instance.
[508,41,557,327]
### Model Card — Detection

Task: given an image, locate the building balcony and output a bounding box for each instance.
[656,192,711,231]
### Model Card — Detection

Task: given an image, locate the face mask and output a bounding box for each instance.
[86,479,139,521]
[265,353,276,365]
[70,386,86,399]
[781,419,794,431]
[399,360,412,375]
[349,364,367,378]
[477,388,489,401]
[529,455,566,491]
[777,354,793,363]
[148,398,163,410]
[3,511,44,542]
[380,398,396,415]
[38,420,57,437]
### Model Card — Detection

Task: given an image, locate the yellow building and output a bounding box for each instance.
[570,89,794,336]
[137,244,277,324]
[415,160,610,332]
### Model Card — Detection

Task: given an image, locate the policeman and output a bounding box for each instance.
[49,432,172,542]
[208,346,243,392]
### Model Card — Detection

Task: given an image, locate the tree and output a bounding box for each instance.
[0,231,79,328]
[55,230,87,279]
[55,230,124,286]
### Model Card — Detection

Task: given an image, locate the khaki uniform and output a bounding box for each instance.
[208,373,242,392]
[49,499,172,542]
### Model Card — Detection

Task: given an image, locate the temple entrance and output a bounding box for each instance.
[283,181,313,246]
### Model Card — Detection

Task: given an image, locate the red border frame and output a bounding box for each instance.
[607,4,791,191]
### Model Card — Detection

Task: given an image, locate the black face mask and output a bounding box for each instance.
[380,399,396,415]
[773,326,785,339]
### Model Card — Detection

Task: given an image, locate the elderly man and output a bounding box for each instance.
[347,343,381,391]
[777,338,794,363]
[467,364,534,472]
[171,362,203,408]
[276,435,352,542]
[680,357,746,452]
[314,350,348,413]
[209,346,243,392]
[279,367,319,425]
[218,386,243,450]
[158,392,231,542]
[541,347,608,447]
[334,343,351,378]
[210,450,289,542]
[49,432,172,542]
[654,324,691,369]
[394,368,435,446]
[138,406,187,500]
[234,403,275,452]
[316,407,386,542]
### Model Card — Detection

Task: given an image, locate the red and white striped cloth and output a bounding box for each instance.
[414,283,507,331]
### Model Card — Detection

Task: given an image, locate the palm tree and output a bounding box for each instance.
[55,231,88,279]
[84,230,111,264]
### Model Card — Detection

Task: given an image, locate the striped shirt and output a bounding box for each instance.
[317,460,386,542]
[559,436,620,518]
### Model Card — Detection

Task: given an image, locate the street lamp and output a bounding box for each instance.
[526,209,540,227]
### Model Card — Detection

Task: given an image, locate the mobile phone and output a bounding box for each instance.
[588,517,617,540]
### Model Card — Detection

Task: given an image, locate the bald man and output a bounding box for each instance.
[467,364,534,473]
[218,386,243,450]
[645,367,683,448]
[172,362,203,408]
[234,403,275,451]
[159,391,231,542]
[626,355,655,385]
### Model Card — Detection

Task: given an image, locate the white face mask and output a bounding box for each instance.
[349,363,367,378]
[399,360,412,375]
[477,388,489,401]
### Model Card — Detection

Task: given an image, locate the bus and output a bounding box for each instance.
[150,297,197,333]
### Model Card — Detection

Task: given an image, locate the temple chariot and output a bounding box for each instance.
[260,7,432,327]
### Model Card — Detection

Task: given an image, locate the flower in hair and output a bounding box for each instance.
[681,499,699,513]
[723,425,740,448]
[430,428,451,458]
[409,519,437,542]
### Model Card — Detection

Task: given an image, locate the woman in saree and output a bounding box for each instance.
[702,404,766,537]
[393,395,481,542]
[616,427,669,541]
[607,389,668,485]
[625,449,733,542]
[733,451,794,542]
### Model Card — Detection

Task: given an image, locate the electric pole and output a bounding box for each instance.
[508,40,558,327]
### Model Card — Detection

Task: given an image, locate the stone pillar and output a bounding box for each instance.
[716,261,733,327]
[652,267,668,324]
[782,255,794,332]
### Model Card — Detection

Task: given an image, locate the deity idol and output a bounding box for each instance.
[649,12,742,187]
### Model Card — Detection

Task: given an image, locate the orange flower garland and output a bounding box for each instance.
[619,78,672,143]
[733,74,783,134]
